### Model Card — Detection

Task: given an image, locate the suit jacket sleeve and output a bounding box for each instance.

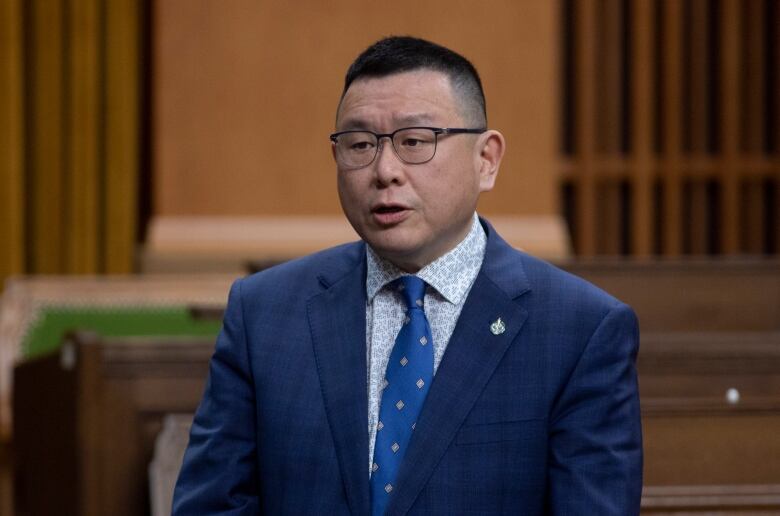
[547,302,642,515]
[172,278,260,515]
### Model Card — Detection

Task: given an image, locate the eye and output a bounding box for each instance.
[340,132,376,152]
[350,140,374,151]
[397,130,435,148]
[401,137,424,147]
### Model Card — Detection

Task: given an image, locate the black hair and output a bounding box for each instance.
[341,36,487,126]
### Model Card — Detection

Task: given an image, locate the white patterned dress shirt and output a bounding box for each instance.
[365,213,487,474]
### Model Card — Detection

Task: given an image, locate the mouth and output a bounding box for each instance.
[371,203,411,225]
[373,205,405,214]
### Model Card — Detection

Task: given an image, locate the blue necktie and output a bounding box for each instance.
[370,276,434,516]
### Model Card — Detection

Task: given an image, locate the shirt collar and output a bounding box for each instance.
[365,213,486,304]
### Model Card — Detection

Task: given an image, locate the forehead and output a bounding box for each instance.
[336,70,460,129]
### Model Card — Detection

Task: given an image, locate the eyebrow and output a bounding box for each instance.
[394,113,436,126]
[336,119,371,131]
[337,113,437,132]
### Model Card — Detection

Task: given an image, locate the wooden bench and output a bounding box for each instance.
[0,274,233,440]
[560,259,780,332]
[639,331,780,513]
[11,327,780,514]
[13,332,213,516]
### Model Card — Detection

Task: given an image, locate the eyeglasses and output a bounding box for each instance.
[329,126,486,169]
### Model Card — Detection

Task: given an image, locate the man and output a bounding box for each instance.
[173,36,642,515]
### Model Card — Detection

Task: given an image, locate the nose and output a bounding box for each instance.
[373,136,405,186]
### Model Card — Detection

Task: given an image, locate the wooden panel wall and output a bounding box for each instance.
[0,0,142,284]
[153,1,560,218]
[563,0,780,257]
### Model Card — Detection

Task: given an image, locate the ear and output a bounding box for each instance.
[474,130,505,192]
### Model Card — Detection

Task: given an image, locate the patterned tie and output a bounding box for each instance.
[370,275,434,516]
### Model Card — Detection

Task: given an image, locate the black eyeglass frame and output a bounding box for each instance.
[329,126,486,167]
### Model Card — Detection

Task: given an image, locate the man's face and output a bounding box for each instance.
[334,70,499,272]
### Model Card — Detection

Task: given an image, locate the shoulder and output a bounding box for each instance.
[522,252,624,312]
[481,218,629,319]
[512,252,638,353]
[233,240,365,301]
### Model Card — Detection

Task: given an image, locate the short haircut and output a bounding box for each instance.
[340,36,487,126]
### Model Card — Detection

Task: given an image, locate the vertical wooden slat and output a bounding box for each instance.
[30,0,66,273]
[688,180,710,254]
[687,185,711,254]
[0,0,25,282]
[597,181,623,255]
[598,0,623,154]
[104,0,139,273]
[740,0,767,252]
[741,181,765,253]
[742,0,766,154]
[720,0,741,253]
[776,176,780,255]
[596,0,623,254]
[0,5,24,506]
[574,0,598,256]
[67,0,101,273]
[775,1,780,253]
[688,0,711,154]
[686,0,711,255]
[662,0,683,255]
[631,0,654,256]
[776,1,780,154]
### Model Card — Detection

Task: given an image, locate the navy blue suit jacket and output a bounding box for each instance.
[173,219,642,515]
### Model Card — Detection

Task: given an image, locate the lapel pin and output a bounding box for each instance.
[490,317,506,335]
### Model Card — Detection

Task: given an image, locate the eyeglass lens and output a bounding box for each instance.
[335,128,437,168]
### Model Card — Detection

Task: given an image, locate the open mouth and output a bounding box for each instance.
[371,204,410,225]
[373,206,405,214]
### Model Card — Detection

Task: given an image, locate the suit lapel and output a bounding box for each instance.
[308,252,370,516]
[386,222,532,516]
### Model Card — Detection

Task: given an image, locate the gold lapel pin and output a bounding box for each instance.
[490,317,506,335]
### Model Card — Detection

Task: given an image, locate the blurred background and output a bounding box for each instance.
[1,1,779,514]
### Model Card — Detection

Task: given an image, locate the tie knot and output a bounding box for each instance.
[396,275,426,310]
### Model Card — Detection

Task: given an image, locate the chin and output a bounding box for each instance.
[371,241,435,274]
[365,225,416,248]
[366,238,414,258]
